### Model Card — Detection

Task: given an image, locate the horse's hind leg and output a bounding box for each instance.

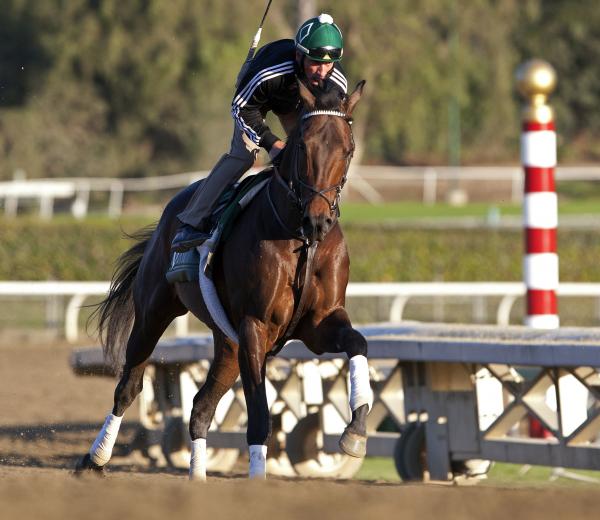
[188,332,239,481]
[77,294,184,474]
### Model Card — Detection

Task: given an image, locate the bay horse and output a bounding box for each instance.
[76,79,372,480]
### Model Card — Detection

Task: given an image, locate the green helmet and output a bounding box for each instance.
[295,13,344,63]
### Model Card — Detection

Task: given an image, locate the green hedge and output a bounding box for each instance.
[345,226,600,283]
[2,218,599,282]
[0,217,151,281]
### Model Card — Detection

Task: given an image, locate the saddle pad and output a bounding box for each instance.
[165,249,199,284]
[166,170,272,284]
[216,170,272,242]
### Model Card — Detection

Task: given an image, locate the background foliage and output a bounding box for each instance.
[1,0,598,181]
[2,218,599,283]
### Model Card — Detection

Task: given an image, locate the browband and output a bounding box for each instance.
[302,110,348,120]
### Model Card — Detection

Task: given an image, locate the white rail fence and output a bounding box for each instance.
[2,281,600,342]
[2,165,600,218]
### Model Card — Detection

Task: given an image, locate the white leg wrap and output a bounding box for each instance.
[248,444,267,479]
[189,438,207,481]
[90,413,123,466]
[349,355,373,412]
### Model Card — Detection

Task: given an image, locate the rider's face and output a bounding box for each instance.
[301,56,335,86]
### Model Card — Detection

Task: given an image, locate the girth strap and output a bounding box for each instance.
[269,241,317,357]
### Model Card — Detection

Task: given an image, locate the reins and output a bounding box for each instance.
[268,108,353,356]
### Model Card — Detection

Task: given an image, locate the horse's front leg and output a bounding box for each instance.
[188,333,239,481]
[305,308,372,458]
[238,316,271,479]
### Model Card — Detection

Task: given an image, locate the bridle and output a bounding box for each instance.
[268,108,355,242]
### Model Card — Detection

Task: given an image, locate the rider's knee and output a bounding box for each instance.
[227,147,258,170]
[225,137,260,169]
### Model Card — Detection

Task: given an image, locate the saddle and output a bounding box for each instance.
[166,170,272,284]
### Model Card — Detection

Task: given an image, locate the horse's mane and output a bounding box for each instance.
[308,79,345,110]
[282,79,346,154]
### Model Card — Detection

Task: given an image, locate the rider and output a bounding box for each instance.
[172,13,347,252]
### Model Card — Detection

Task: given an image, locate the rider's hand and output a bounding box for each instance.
[269,140,286,161]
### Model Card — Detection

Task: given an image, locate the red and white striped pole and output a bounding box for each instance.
[516,60,559,329]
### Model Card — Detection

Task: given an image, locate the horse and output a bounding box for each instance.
[76,79,372,480]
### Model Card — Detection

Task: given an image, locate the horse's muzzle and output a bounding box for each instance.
[302,214,333,242]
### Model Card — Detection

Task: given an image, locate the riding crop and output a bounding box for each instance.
[235,0,274,87]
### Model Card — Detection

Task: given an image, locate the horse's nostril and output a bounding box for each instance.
[325,217,333,226]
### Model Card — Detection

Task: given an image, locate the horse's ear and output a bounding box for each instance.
[345,80,366,116]
[298,79,316,110]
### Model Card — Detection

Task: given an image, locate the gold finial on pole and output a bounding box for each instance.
[515,59,557,124]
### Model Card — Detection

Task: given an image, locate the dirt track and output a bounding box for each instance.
[1,341,599,520]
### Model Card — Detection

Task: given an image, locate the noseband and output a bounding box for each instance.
[268,109,355,242]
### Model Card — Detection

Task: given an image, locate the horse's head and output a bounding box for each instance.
[283,79,365,243]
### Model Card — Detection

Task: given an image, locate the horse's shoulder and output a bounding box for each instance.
[328,222,348,247]
[316,224,349,263]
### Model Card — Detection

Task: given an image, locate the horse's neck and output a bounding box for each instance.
[280,131,300,172]
[266,141,304,235]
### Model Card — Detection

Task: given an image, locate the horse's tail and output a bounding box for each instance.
[89,225,156,373]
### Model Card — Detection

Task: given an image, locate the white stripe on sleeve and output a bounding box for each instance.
[233,62,295,107]
[231,62,295,146]
[330,69,348,93]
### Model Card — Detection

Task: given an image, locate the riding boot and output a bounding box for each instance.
[172,154,253,252]
[171,221,214,253]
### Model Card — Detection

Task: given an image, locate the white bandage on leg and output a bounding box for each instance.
[248,444,267,479]
[349,355,373,412]
[189,438,207,481]
[90,413,123,466]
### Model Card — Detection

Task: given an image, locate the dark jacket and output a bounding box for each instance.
[231,39,347,152]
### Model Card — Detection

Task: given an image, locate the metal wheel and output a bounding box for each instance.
[161,417,239,473]
[392,423,412,480]
[393,422,426,481]
[285,413,363,479]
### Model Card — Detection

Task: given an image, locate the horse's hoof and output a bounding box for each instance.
[339,430,367,458]
[74,453,106,477]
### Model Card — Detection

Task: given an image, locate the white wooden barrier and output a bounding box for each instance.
[347,282,600,325]
[3,281,600,342]
[0,281,109,342]
[3,165,600,217]
[0,180,76,218]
